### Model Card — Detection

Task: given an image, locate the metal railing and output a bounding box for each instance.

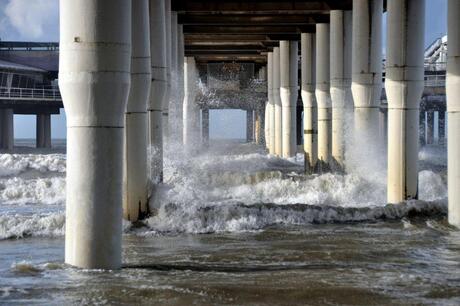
[0,86,61,101]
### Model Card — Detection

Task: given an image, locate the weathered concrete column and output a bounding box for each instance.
[330,10,352,169]
[280,41,298,158]
[59,0,131,269]
[273,47,283,156]
[315,24,331,168]
[352,0,383,161]
[246,110,254,142]
[202,108,209,147]
[255,111,261,144]
[301,33,317,172]
[163,0,172,140]
[176,24,185,145]
[36,114,51,148]
[123,0,151,222]
[1,109,14,150]
[447,0,460,226]
[168,12,179,140]
[183,57,200,153]
[386,0,425,203]
[267,52,276,153]
[426,111,435,144]
[149,0,168,183]
[439,109,445,144]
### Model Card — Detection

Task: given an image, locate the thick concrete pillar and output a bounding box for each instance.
[168,12,179,140]
[267,52,276,153]
[352,0,383,163]
[301,33,317,172]
[273,47,283,156]
[163,0,172,140]
[149,0,168,183]
[183,57,200,153]
[315,24,331,168]
[36,114,51,148]
[447,0,460,227]
[123,0,151,222]
[1,109,14,150]
[426,111,435,144]
[280,41,298,158]
[330,10,352,169]
[386,0,425,203]
[176,25,185,145]
[202,108,209,147]
[246,110,254,142]
[59,0,131,269]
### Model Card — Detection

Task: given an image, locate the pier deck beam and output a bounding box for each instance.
[330,10,352,170]
[59,0,131,269]
[301,33,317,173]
[315,23,331,169]
[36,114,51,148]
[123,0,151,222]
[351,0,383,167]
[447,0,460,226]
[280,41,298,158]
[149,0,168,184]
[386,0,425,203]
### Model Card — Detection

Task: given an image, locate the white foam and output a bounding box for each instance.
[0,212,65,240]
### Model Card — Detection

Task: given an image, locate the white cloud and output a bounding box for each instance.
[4,0,58,40]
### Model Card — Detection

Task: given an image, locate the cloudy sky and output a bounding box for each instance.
[0,0,448,139]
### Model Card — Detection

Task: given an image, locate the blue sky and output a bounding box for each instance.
[0,0,448,139]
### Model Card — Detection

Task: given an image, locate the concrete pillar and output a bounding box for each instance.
[149,0,168,183]
[351,0,383,165]
[163,0,172,140]
[439,109,445,144]
[1,109,14,150]
[426,110,435,144]
[296,105,303,147]
[176,25,185,145]
[419,110,426,147]
[447,0,460,226]
[246,110,254,142]
[123,0,151,222]
[330,10,352,170]
[267,52,276,154]
[315,24,331,168]
[169,12,179,140]
[301,33,317,172]
[36,113,51,148]
[280,41,298,158]
[255,110,262,144]
[59,0,131,269]
[273,47,283,156]
[183,57,200,153]
[386,0,425,203]
[202,108,209,147]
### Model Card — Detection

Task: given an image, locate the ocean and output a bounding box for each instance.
[0,139,458,305]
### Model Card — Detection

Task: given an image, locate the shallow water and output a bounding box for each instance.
[0,140,459,305]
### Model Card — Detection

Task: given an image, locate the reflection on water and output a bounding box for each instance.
[0,140,458,305]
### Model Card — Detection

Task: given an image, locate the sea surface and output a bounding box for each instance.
[0,139,459,305]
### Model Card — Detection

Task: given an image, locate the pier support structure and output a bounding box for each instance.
[36,114,51,148]
[202,108,209,147]
[60,0,131,269]
[447,0,460,226]
[0,109,14,150]
[246,110,254,142]
[386,0,425,203]
[123,0,151,222]
[280,41,298,158]
[267,52,276,153]
[330,10,352,170]
[315,24,331,169]
[163,0,172,141]
[351,0,383,165]
[149,0,168,183]
[183,56,200,154]
[301,33,317,172]
[273,47,283,156]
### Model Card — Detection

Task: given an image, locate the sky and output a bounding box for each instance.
[0,0,448,139]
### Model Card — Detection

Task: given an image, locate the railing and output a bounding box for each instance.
[0,86,61,101]
[424,74,446,87]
